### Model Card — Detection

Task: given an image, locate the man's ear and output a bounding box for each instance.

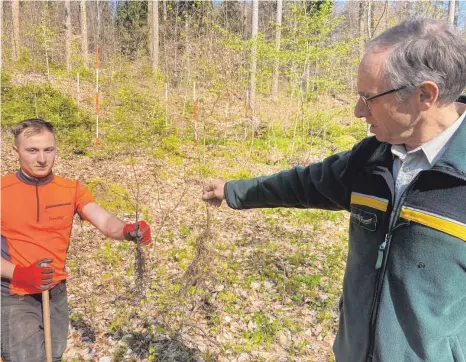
[418,81,438,111]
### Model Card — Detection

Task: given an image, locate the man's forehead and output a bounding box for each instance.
[18,130,56,146]
[358,51,391,93]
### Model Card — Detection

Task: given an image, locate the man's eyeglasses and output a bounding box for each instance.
[359,86,407,110]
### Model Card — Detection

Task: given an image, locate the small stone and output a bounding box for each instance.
[237,352,250,362]
[122,333,133,341]
[99,357,111,362]
[251,282,261,290]
[247,320,257,330]
[224,315,232,323]
[278,329,292,349]
[214,284,225,292]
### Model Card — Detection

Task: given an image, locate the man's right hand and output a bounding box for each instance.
[202,179,226,207]
[12,258,54,291]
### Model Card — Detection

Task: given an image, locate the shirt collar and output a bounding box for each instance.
[391,108,466,166]
[16,169,54,186]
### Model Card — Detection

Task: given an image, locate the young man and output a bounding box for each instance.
[203,18,466,362]
[1,118,151,362]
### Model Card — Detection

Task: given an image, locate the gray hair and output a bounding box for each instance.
[366,17,466,105]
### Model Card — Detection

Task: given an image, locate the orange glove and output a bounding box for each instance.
[12,258,54,291]
[123,220,151,245]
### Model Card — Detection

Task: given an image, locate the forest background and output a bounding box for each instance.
[1,1,465,361]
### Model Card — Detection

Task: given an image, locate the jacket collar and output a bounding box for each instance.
[16,169,54,186]
[364,115,466,177]
[366,140,394,171]
[433,116,466,177]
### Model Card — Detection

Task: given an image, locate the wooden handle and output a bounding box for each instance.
[42,289,52,362]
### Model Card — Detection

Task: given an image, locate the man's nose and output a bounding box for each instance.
[354,98,370,119]
[37,151,47,163]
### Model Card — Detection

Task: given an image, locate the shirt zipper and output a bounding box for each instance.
[36,181,40,222]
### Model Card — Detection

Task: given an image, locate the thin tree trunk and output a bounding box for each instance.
[0,0,3,64]
[152,0,159,71]
[163,0,167,22]
[12,0,20,61]
[242,0,248,40]
[358,1,365,58]
[65,0,72,72]
[448,0,456,26]
[249,0,258,114]
[43,4,50,81]
[454,0,459,27]
[80,0,89,68]
[185,14,190,83]
[272,0,282,102]
[148,0,153,58]
[367,0,372,40]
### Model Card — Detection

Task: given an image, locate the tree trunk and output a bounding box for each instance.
[454,0,459,27]
[242,0,248,40]
[12,0,20,61]
[448,0,456,26]
[43,3,50,80]
[163,0,167,22]
[80,0,89,68]
[358,1,365,58]
[271,0,282,102]
[366,0,372,40]
[65,0,72,72]
[148,0,153,58]
[249,0,258,114]
[152,0,159,71]
[0,0,3,63]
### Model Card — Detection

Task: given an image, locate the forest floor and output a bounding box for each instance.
[0,62,360,361]
[2,131,349,362]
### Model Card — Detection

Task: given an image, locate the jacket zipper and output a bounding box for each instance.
[366,170,422,362]
[36,181,40,222]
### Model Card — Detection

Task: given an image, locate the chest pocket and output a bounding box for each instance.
[350,192,389,232]
[43,202,74,229]
[350,206,377,231]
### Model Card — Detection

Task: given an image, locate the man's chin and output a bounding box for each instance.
[23,168,52,178]
[35,170,52,178]
[373,132,387,143]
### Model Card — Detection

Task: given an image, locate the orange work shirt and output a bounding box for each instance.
[1,171,94,295]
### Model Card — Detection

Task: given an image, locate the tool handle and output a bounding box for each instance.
[40,260,53,362]
[42,289,52,362]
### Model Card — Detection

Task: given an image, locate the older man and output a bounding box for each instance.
[203,18,466,362]
[1,118,151,362]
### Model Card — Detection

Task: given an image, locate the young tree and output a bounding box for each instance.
[151,0,159,71]
[0,0,3,64]
[359,1,365,58]
[12,0,20,61]
[65,0,71,72]
[272,0,282,102]
[448,0,456,26]
[80,0,89,68]
[249,0,258,113]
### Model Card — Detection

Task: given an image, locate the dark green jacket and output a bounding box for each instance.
[225,120,466,362]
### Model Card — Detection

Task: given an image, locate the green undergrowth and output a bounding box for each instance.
[1,72,93,155]
[86,177,151,223]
